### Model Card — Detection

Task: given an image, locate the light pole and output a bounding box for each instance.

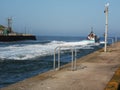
[104,3,109,52]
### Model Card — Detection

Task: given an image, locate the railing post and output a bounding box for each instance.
[112,38,114,44]
[74,48,77,70]
[115,36,117,42]
[58,47,61,70]
[53,49,56,70]
[71,47,74,71]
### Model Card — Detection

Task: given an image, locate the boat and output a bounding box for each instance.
[87,29,100,43]
[0,18,36,42]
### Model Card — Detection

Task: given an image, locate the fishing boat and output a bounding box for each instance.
[87,30,100,43]
[0,18,36,42]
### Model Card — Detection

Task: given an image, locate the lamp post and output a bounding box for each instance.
[104,3,109,52]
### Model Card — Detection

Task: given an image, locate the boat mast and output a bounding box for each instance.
[91,27,93,32]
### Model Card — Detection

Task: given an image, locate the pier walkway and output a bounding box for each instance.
[1,42,120,90]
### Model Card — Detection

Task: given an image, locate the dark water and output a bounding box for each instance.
[0,36,118,88]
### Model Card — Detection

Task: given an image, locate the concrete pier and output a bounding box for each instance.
[1,42,120,90]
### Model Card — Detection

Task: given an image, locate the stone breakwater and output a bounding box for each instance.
[1,42,120,90]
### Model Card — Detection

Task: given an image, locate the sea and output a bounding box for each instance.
[0,36,118,88]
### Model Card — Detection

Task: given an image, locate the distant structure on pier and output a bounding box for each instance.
[0,18,36,42]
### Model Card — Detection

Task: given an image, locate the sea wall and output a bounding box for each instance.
[0,35,36,42]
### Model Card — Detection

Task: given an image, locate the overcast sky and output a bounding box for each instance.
[0,0,120,37]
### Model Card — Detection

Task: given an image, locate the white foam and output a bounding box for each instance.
[0,40,98,60]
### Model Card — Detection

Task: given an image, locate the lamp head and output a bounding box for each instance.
[105,3,109,7]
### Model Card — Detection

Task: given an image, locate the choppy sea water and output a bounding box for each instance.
[0,36,117,88]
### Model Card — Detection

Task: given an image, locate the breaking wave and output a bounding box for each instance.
[0,40,101,60]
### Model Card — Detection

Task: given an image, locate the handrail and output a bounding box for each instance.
[54,45,84,71]
[108,38,114,44]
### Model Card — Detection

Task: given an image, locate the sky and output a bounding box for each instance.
[0,0,120,37]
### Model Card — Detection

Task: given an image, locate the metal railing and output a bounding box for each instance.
[108,38,114,45]
[115,36,118,42]
[53,45,89,71]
